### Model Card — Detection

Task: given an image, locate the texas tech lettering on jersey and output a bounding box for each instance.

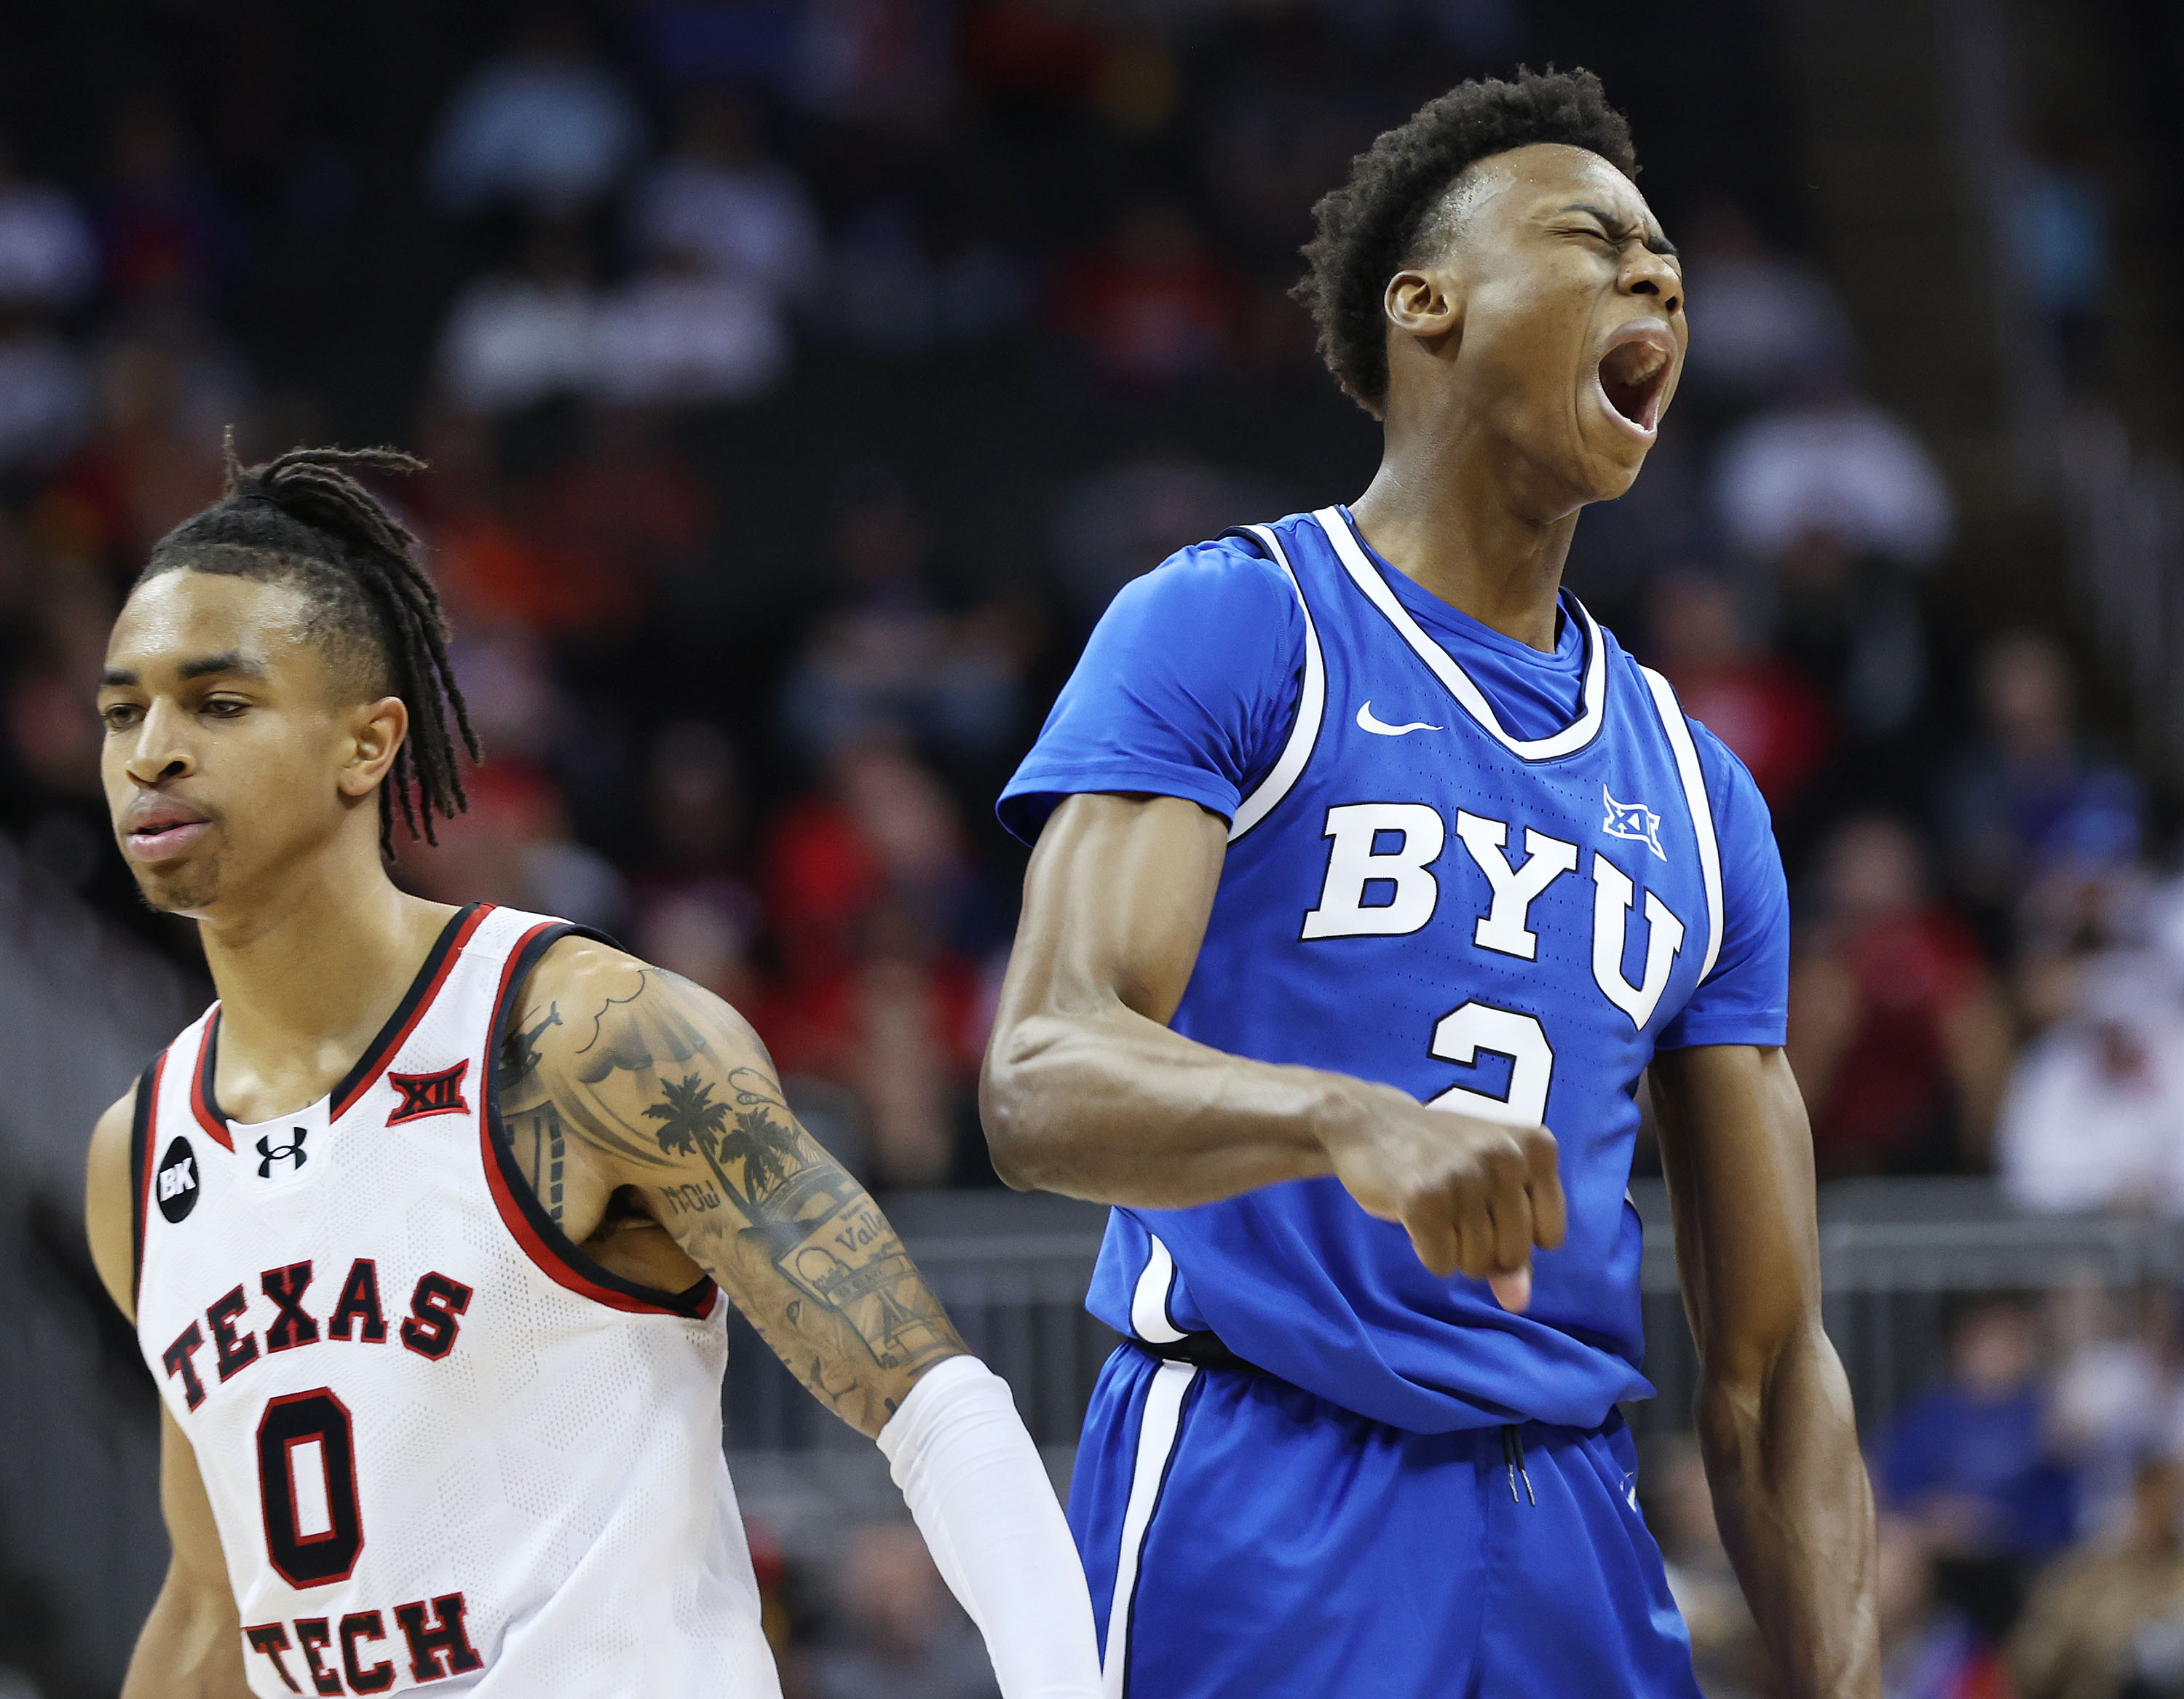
[157,1257,471,1411]
[130,904,778,1695]
[247,1593,482,1695]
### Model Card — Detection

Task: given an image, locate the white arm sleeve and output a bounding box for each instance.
[876,1353,1103,1698]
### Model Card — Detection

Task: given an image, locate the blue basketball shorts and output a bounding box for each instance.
[1069,1342,1704,1699]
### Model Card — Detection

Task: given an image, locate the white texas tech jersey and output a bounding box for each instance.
[129,903,779,1698]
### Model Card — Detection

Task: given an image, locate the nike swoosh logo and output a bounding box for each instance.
[1356,702,1442,737]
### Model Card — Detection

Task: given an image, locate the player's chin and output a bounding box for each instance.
[1591,449,1647,500]
[1557,435,1647,507]
[1585,405,1663,483]
[129,858,223,917]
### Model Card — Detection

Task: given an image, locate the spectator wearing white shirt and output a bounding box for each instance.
[437,221,602,413]
[1713,393,1955,569]
[594,248,790,407]
[0,138,98,479]
[630,92,821,300]
[0,140,95,312]
[427,5,648,220]
[1998,953,2184,1216]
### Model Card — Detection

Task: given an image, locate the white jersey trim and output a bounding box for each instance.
[1638,665,1725,984]
[1314,507,1610,762]
[1227,524,1326,843]
[1101,1358,1198,1699]
[1128,1235,1187,1345]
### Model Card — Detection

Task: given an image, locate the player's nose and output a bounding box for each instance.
[124,701,197,786]
[1621,247,1682,317]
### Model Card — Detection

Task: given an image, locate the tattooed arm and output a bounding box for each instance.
[499,936,967,1435]
[502,938,1103,1695]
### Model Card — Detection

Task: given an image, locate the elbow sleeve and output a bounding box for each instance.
[876,1355,1102,1698]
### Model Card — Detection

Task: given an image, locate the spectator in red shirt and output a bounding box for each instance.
[1789,815,2014,1176]
[1053,198,1250,388]
[1648,570,1834,812]
[753,739,983,1189]
[95,98,239,307]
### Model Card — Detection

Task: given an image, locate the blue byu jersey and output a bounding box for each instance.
[1002,507,1789,1434]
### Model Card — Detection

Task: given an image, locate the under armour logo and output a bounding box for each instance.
[388,1060,470,1125]
[1601,785,1666,860]
[256,1125,309,1179]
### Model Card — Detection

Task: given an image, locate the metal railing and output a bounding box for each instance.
[727,1184,2184,1458]
[1633,1192,2184,1440]
[725,1200,1117,1457]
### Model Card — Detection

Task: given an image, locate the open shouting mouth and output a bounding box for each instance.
[1592,322,1675,440]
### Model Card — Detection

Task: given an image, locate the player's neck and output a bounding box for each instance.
[1350,445,1578,654]
[195,849,458,1095]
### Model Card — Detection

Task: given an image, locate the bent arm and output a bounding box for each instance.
[982,793,1344,1202]
[1650,1044,1878,1699]
[981,792,1563,1286]
[87,1091,250,1697]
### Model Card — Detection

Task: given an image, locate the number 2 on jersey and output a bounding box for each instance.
[1425,1002,1555,1126]
[256,1388,365,1587]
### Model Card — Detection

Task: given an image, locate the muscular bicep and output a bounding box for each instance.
[505,945,966,1436]
[994,792,1227,1030]
[1648,1045,1821,1382]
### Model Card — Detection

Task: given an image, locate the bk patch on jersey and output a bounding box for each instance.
[156,1136,199,1224]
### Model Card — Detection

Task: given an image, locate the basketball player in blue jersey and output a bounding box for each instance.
[983,69,1878,1698]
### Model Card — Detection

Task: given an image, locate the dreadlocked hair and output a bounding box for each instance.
[137,437,480,857]
[1293,66,1638,417]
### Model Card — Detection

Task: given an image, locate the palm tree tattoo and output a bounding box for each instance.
[509,961,965,1399]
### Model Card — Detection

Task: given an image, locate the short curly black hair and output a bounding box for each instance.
[1294,67,1637,416]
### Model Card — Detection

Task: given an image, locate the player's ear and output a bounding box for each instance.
[339,696,409,799]
[1383,264,1464,345]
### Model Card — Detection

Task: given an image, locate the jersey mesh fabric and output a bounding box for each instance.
[132,904,777,1696]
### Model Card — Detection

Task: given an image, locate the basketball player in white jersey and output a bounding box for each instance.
[82,445,1103,1697]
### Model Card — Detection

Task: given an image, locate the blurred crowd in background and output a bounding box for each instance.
[0,1,2176,1695]
[1652,1286,2184,1699]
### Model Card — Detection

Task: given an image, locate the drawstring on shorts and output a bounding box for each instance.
[1499,1424,1536,1507]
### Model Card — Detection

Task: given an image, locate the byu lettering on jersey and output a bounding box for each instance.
[129,903,776,1698]
[1001,507,1789,1694]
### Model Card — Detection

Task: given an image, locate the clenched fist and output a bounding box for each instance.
[1320,1083,1566,1310]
